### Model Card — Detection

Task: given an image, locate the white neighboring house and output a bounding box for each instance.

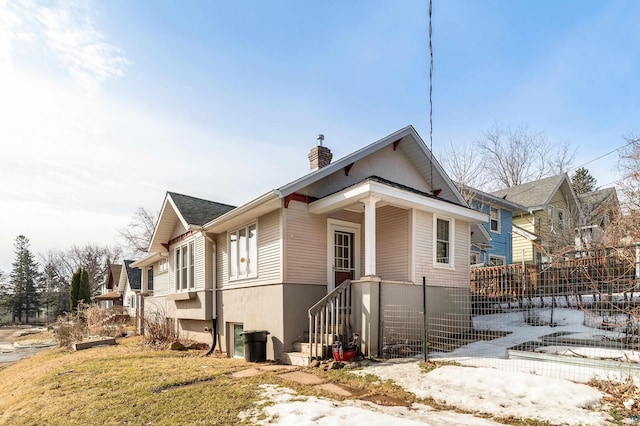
[119,260,153,318]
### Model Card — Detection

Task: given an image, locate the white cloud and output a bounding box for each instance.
[0,0,129,91]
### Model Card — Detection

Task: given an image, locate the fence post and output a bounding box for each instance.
[423,276,428,362]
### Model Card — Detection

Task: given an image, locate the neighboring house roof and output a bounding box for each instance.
[489,173,580,214]
[120,259,153,292]
[102,263,122,293]
[578,187,620,226]
[94,291,121,301]
[462,185,527,214]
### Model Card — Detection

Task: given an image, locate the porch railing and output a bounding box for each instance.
[308,279,352,359]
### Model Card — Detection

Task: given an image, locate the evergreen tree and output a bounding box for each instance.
[571,167,597,195]
[79,268,92,305]
[9,235,41,323]
[69,268,82,312]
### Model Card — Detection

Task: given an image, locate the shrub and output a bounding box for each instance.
[144,306,178,347]
[52,313,86,348]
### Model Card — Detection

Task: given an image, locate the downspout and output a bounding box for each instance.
[202,232,218,356]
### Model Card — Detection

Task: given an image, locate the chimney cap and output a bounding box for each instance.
[316,134,324,146]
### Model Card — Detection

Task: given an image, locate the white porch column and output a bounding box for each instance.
[360,196,380,276]
[141,267,148,294]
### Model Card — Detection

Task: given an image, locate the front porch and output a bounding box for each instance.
[281,177,484,364]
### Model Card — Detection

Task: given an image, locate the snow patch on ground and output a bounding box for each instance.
[241,384,502,425]
[356,361,609,425]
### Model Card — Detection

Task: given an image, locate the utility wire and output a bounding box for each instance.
[570,138,636,173]
[429,0,434,191]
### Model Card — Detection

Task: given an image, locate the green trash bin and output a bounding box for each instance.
[240,330,269,362]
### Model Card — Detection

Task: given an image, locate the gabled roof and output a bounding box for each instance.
[489,173,578,212]
[277,125,467,206]
[168,192,236,227]
[204,125,473,234]
[149,192,236,252]
[121,260,153,292]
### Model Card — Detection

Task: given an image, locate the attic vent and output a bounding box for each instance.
[308,134,333,170]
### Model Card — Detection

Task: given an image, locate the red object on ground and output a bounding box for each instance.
[332,345,357,361]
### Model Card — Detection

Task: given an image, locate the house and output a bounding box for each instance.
[576,187,621,250]
[490,173,582,264]
[132,126,487,362]
[464,186,526,266]
[94,263,123,309]
[118,260,153,318]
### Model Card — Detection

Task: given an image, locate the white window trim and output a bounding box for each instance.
[548,204,556,231]
[489,206,500,233]
[470,252,479,265]
[433,215,455,269]
[158,258,168,274]
[558,208,566,231]
[229,222,258,281]
[174,240,195,292]
[489,255,506,266]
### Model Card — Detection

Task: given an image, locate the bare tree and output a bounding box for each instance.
[616,134,640,210]
[40,244,121,297]
[441,139,488,204]
[117,207,158,258]
[476,124,575,189]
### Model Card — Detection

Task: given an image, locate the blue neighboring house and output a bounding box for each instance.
[464,186,526,266]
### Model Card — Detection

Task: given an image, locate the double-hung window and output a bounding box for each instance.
[434,217,453,267]
[229,223,257,280]
[490,206,500,233]
[175,241,195,291]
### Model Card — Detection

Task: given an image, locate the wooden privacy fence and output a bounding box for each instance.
[471,247,639,298]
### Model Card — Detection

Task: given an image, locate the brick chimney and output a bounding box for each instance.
[308,134,333,170]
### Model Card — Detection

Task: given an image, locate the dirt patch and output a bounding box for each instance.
[360,394,411,407]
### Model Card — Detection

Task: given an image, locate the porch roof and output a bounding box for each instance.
[94,291,121,301]
[309,176,487,223]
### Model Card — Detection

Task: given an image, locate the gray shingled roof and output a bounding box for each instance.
[489,174,566,209]
[168,192,236,226]
[460,185,527,213]
[124,259,153,291]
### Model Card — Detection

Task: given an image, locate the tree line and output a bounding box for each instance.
[0,207,157,323]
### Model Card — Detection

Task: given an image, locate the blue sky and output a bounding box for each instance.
[1,0,638,271]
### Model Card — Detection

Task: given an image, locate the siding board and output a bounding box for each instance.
[376,205,408,281]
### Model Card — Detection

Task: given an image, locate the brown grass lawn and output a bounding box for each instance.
[0,335,415,426]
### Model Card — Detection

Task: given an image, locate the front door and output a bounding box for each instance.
[334,231,354,287]
[327,219,361,291]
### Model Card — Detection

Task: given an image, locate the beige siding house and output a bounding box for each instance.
[133,126,487,363]
[491,173,582,264]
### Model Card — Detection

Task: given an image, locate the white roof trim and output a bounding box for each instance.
[309,180,487,223]
[130,252,166,268]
